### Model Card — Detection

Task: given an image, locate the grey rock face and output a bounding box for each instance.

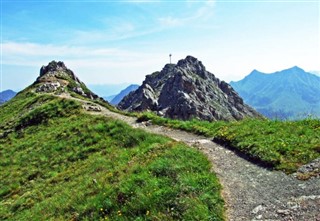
[118,56,261,121]
[35,61,98,100]
[295,158,320,179]
[83,103,102,112]
[36,82,61,93]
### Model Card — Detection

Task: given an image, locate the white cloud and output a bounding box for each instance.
[1,41,169,84]
[1,41,139,66]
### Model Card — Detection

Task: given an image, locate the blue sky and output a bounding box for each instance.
[1,0,319,94]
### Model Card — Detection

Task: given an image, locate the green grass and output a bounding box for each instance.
[0,93,224,220]
[137,112,320,173]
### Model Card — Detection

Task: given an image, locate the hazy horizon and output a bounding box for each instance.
[1,0,319,92]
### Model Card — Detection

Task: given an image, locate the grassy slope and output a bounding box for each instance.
[137,112,320,173]
[0,92,224,220]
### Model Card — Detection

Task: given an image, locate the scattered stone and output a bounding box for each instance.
[277,209,291,216]
[73,87,86,96]
[83,104,102,112]
[36,82,61,93]
[298,158,320,174]
[251,205,265,214]
[298,195,320,201]
[34,61,100,100]
[295,158,320,180]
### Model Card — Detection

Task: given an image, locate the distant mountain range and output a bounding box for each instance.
[88,83,132,98]
[0,90,17,104]
[230,66,320,119]
[109,84,139,105]
[103,95,116,102]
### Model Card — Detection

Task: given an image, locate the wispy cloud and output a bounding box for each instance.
[158,17,182,27]
[158,0,216,27]
[64,19,161,45]
[1,41,169,84]
[1,41,142,66]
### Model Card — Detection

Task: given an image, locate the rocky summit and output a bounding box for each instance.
[118,56,261,121]
[33,61,98,100]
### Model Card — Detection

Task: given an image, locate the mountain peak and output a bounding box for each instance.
[34,61,98,100]
[176,55,207,78]
[230,66,320,119]
[119,56,261,121]
[38,60,79,82]
[291,65,301,70]
[40,60,67,75]
[287,66,304,73]
[249,69,263,76]
[251,69,260,73]
[0,89,17,104]
[178,55,199,65]
[282,66,305,73]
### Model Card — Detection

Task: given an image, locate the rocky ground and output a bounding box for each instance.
[135,125,320,221]
[65,95,320,221]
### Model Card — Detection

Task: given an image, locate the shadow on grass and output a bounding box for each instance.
[212,137,275,171]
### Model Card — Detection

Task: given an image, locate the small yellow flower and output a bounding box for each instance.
[146,210,150,216]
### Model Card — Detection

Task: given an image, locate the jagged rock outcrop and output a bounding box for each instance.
[118,56,261,121]
[34,61,98,100]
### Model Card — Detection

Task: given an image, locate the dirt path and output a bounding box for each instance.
[67,96,320,220]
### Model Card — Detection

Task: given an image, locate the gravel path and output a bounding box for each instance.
[69,97,320,221]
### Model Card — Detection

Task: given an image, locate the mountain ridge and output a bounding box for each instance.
[32,60,100,100]
[1,60,319,221]
[119,56,261,121]
[230,66,320,119]
[0,61,225,220]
